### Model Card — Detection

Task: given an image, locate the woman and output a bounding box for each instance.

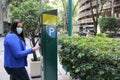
[4,19,40,80]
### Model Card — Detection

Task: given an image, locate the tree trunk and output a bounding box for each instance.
[63,14,66,30]
[31,31,37,61]
[0,0,4,35]
[89,0,104,35]
[93,21,98,35]
[89,0,97,35]
[95,0,99,35]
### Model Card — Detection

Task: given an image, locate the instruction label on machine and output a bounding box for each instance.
[46,26,57,38]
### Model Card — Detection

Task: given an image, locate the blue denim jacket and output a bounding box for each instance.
[4,33,33,68]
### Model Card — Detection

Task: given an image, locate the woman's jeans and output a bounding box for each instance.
[4,66,30,80]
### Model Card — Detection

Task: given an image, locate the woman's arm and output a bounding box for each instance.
[6,34,33,58]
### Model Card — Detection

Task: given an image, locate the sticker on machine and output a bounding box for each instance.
[46,26,57,38]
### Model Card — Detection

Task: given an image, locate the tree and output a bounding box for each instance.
[10,0,53,61]
[60,0,80,30]
[89,0,107,35]
[0,0,4,35]
[5,0,24,6]
[98,17,117,33]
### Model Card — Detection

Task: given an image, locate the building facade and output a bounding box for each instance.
[78,0,120,32]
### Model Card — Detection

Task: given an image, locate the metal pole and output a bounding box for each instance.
[40,0,42,23]
[68,0,72,36]
[39,0,43,80]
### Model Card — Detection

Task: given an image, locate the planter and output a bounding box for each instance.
[29,60,41,78]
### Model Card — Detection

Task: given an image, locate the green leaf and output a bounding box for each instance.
[98,71,104,75]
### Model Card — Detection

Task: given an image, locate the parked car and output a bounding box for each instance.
[78,30,94,36]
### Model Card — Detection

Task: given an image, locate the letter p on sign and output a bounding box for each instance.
[49,27,55,36]
[46,26,56,38]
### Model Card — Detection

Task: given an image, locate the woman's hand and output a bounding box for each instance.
[32,46,40,51]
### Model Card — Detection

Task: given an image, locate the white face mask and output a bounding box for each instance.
[16,27,23,34]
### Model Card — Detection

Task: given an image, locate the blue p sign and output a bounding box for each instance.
[46,26,56,38]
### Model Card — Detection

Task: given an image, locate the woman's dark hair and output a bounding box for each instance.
[10,19,25,43]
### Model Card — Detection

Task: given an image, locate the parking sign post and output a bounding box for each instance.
[41,10,58,80]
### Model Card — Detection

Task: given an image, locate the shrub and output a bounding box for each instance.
[98,17,117,33]
[59,36,120,80]
[59,30,67,34]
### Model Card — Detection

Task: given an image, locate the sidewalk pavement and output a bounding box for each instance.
[0,37,72,80]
